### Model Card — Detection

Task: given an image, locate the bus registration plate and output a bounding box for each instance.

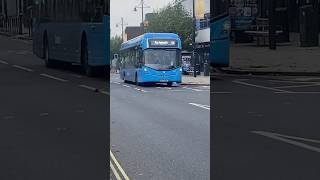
[160,80,169,82]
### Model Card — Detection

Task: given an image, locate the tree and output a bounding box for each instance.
[110,35,122,70]
[110,35,122,59]
[145,0,193,50]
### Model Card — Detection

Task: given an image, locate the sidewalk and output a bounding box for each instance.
[0,31,32,40]
[182,75,210,85]
[224,33,320,75]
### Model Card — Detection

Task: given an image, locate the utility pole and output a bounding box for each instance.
[116,17,128,43]
[121,17,124,42]
[134,0,150,33]
[192,0,197,77]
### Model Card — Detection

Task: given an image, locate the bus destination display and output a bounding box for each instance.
[148,39,178,48]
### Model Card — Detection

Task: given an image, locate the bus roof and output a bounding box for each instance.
[120,33,181,50]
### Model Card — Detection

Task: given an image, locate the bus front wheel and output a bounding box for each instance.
[81,40,94,77]
[135,74,140,86]
[167,82,173,87]
[44,37,55,68]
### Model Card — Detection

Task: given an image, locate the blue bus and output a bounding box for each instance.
[211,0,230,67]
[32,0,109,76]
[119,33,182,86]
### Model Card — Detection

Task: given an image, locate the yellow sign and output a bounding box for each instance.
[195,0,205,19]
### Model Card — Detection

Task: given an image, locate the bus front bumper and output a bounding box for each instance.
[138,68,182,83]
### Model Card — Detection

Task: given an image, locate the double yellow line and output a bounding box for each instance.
[110,151,130,180]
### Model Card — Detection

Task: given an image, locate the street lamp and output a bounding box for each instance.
[133,0,150,33]
[116,17,128,43]
[192,0,197,77]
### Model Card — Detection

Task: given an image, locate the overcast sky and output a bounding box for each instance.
[110,0,175,37]
[110,0,210,37]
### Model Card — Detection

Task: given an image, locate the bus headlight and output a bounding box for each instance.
[144,68,148,72]
[179,68,182,72]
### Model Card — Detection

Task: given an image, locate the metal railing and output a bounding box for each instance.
[196,18,210,30]
[0,15,32,38]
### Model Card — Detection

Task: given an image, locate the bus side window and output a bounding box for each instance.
[135,49,141,68]
[138,48,143,65]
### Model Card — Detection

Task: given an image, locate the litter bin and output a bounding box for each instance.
[299,5,319,47]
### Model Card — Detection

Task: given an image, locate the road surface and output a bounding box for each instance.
[212,73,320,180]
[0,35,109,180]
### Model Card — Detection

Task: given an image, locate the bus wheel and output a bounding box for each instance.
[44,38,54,68]
[123,72,127,83]
[167,82,173,87]
[81,41,94,77]
[135,74,140,86]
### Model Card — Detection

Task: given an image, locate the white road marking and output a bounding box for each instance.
[100,90,110,95]
[40,73,68,82]
[212,92,233,94]
[110,161,122,180]
[134,87,147,92]
[122,84,132,88]
[79,85,98,91]
[274,83,320,89]
[39,113,49,117]
[0,60,9,65]
[170,90,187,92]
[252,131,320,153]
[189,103,210,110]
[110,151,130,180]
[233,80,292,93]
[12,65,34,72]
[268,80,317,84]
[274,92,320,94]
[293,77,320,81]
[182,87,204,92]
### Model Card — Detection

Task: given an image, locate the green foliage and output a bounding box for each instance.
[145,0,193,50]
[110,35,122,59]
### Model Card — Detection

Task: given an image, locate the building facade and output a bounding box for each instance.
[124,26,143,41]
[230,0,320,42]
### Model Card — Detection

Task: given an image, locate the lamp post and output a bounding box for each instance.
[116,17,128,43]
[134,0,150,33]
[192,0,197,77]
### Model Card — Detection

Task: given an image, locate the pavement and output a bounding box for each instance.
[0,31,32,40]
[225,33,320,75]
[0,35,109,180]
[212,73,320,180]
[110,73,210,179]
[182,74,210,85]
